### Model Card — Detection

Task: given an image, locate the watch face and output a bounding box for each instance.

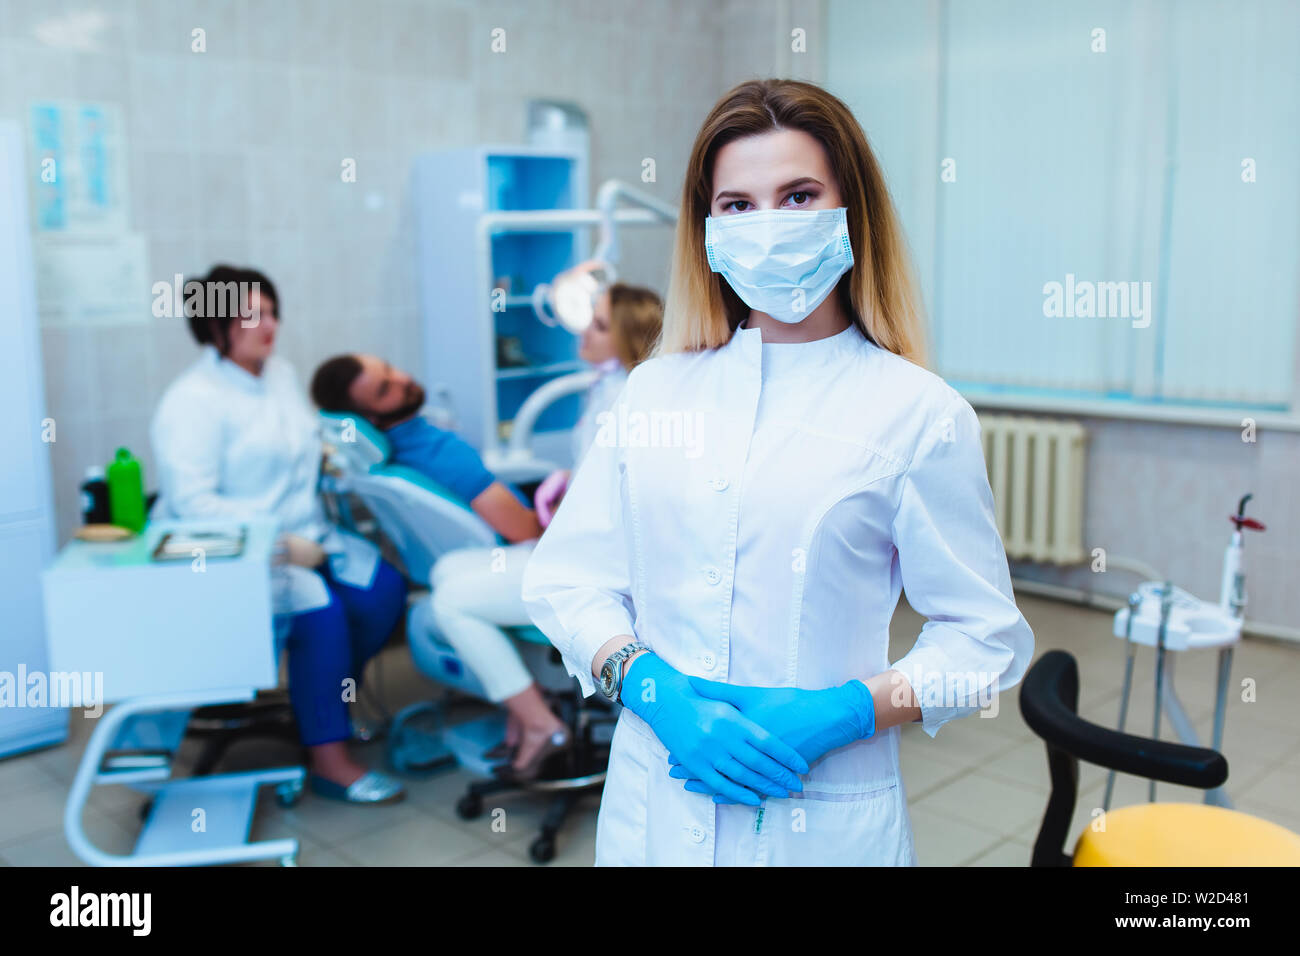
[599,661,617,697]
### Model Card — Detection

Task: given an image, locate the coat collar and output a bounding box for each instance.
[202,344,268,394]
[721,321,867,378]
[720,323,764,366]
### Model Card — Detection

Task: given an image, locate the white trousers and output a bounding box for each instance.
[429,541,537,703]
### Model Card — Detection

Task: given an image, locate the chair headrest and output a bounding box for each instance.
[320,411,391,472]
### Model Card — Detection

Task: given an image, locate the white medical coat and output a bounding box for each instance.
[150,346,377,613]
[571,359,627,467]
[521,323,1034,866]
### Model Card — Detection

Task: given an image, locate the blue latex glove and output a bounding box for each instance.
[621,653,810,806]
[667,678,876,804]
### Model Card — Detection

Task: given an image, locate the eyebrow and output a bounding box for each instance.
[713,177,825,203]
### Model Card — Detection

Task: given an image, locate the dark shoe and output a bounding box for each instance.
[482,741,514,761]
[492,729,570,784]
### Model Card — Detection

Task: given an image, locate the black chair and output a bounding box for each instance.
[1018,649,1228,866]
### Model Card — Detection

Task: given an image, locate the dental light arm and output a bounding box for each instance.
[591,178,680,265]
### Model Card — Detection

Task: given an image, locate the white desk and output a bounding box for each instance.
[42,517,304,866]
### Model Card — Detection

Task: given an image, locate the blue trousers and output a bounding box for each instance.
[284,559,406,747]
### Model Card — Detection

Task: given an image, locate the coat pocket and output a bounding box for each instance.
[758,782,914,866]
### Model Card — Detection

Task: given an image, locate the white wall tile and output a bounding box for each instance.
[194,149,251,237]
[128,53,195,146]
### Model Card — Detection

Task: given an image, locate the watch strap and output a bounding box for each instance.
[604,641,649,702]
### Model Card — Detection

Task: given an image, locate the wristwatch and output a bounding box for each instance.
[599,641,649,704]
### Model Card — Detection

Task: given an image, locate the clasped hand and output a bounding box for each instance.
[622,654,809,806]
[665,677,877,805]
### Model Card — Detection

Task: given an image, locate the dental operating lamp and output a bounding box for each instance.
[530,179,678,333]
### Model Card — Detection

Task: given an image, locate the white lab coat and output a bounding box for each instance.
[150,346,378,613]
[521,323,1034,866]
[571,359,627,467]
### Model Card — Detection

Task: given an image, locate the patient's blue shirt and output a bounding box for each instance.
[384,416,525,506]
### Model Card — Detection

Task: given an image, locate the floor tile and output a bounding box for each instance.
[909,804,1004,866]
[342,809,491,866]
[965,838,1034,867]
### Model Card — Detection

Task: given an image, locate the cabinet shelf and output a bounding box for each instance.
[415,145,590,468]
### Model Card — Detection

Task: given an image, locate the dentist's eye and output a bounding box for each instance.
[786,190,815,207]
[723,200,752,213]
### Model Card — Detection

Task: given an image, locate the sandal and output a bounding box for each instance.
[309,770,406,805]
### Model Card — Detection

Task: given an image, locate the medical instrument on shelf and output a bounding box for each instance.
[1103,494,1265,811]
[1221,493,1265,618]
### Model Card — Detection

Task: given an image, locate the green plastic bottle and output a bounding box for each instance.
[106,447,147,533]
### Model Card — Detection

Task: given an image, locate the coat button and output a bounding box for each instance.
[688,825,705,843]
[709,476,729,491]
[701,653,716,669]
[702,566,721,585]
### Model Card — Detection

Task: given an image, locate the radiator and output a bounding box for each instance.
[976,413,1087,565]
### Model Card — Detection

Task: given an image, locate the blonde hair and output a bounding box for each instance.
[607,282,663,369]
[658,78,930,368]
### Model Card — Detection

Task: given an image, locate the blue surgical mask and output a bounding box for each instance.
[704,207,854,324]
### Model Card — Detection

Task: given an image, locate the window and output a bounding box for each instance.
[827,0,1300,425]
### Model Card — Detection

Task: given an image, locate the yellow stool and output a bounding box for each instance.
[1074,802,1300,866]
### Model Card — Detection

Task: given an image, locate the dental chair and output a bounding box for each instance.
[319,410,616,863]
[1019,649,1300,865]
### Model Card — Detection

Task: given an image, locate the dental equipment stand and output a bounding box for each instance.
[1102,495,1264,812]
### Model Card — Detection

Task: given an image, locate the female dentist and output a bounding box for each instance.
[521,79,1035,865]
[151,265,408,805]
